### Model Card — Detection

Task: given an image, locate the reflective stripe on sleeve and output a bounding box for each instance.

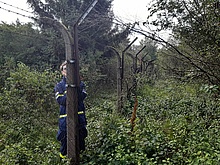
[59,114,67,118]
[55,91,66,99]
[59,111,84,118]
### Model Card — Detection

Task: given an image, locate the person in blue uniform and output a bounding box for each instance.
[54,61,88,160]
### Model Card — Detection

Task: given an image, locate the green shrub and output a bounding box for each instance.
[82,80,220,164]
[1,66,219,164]
[0,63,61,164]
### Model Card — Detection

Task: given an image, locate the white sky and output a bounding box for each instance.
[0,0,150,23]
[113,0,150,23]
[0,0,162,42]
[0,0,34,23]
[112,0,153,42]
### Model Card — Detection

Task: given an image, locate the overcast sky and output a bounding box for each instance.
[0,0,159,42]
[0,0,150,23]
[0,0,32,23]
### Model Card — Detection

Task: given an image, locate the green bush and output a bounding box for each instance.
[0,63,61,164]
[1,65,219,164]
[82,80,220,164]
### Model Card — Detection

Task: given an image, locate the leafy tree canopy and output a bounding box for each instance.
[27,0,129,53]
[25,0,131,83]
[0,21,51,68]
[147,0,220,85]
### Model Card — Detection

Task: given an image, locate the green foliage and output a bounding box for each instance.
[27,0,128,56]
[200,84,219,98]
[26,0,130,86]
[0,63,61,164]
[148,0,220,85]
[1,63,219,164]
[135,80,220,164]
[82,80,220,164]
[0,22,52,70]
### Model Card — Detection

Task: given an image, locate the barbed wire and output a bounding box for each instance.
[0,2,162,45]
[0,5,131,31]
[0,6,37,21]
[0,2,145,27]
[0,0,33,14]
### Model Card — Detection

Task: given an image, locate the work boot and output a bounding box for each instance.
[59,153,67,162]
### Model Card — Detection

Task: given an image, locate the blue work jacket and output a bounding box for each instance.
[54,77,87,134]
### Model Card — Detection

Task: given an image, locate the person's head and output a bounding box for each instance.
[60,61,67,77]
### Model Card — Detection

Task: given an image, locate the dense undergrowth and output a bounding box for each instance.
[82,81,220,165]
[0,63,219,164]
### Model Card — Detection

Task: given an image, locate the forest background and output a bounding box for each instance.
[0,0,219,164]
